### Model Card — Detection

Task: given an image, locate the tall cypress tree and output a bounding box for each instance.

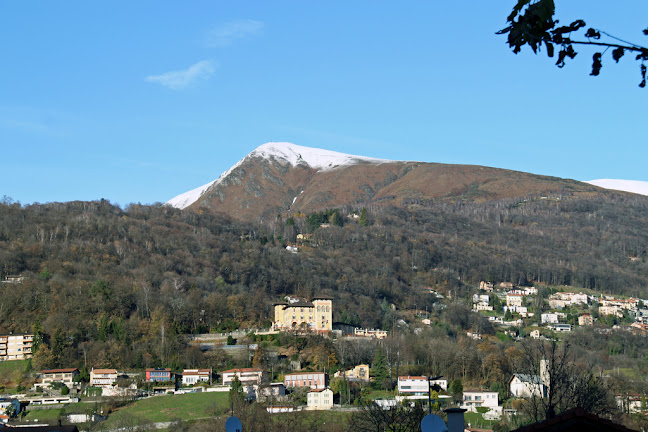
[372,346,389,390]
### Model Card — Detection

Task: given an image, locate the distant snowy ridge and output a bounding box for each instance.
[166,142,393,209]
[249,142,390,171]
[585,179,648,197]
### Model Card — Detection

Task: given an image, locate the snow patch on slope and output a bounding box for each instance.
[166,156,248,209]
[250,142,390,171]
[585,179,648,197]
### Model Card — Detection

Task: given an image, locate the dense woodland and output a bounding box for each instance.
[1,191,648,409]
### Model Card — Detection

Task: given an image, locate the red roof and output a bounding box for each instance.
[222,368,264,373]
[41,368,79,374]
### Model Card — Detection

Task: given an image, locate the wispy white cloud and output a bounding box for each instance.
[206,19,263,47]
[145,60,216,90]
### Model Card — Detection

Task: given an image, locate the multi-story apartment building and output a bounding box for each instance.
[284,371,327,389]
[0,334,33,361]
[273,295,333,332]
[89,368,118,387]
[145,368,173,382]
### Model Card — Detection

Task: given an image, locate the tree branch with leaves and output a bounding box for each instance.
[497,0,648,87]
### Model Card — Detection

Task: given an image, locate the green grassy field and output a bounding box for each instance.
[0,359,29,376]
[103,392,229,427]
[464,411,498,429]
[21,408,63,424]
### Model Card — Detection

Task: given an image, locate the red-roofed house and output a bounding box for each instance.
[182,369,211,385]
[35,368,80,389]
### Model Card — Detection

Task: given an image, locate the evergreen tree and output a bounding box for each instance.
[359,208,368,227]
[229,375,246,409]
[371,347,389,390]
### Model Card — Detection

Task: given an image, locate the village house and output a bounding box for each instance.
[630,322,648,335]
[255,382,286,401]
[307,388,334,410]
[222,368,268,386]
[474,302,493,312]
[333,364,369,382]
[284,371,327,389]
[1,275,24,284]
[541,313,559,324]
[599,305,623,317]
[353,328,388,339]
[398,376,429,397]
[429,376,448,391]
[0,398,20,422]
[473,294,490,304]
[548,298,567,309]
[89,368,118,388]
[499,282,514,290]
[523,286,538,295]
[0,333,33,361]
[530,329,541,339]
[462,390,499,412]
[579,314,594,326]
[506,293,523,307]
[182,369,211,386]
[549,323,572,332]
[146,368,173,382]
[509,374,547,398]
[273,295,333,332]
[479,281,494,291]
[35,368,80,390]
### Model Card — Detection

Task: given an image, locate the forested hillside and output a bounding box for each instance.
[0,189,647,372]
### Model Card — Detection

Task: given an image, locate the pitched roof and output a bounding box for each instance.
[511,407,638,431]
[511,374,544,384]
[91,368,117,374]
[222,368,264,373]
[41,368,79,374]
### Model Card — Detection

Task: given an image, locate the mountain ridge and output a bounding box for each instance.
[166,142,640,221]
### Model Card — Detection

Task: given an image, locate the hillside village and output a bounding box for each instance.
[2,273,648,430]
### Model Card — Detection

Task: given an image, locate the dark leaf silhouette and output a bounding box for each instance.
[590,52,603,76]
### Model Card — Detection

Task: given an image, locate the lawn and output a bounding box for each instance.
[103,392,229,427]
[464,411,498,429]
[20,408,63,424]
[0,359,29,376]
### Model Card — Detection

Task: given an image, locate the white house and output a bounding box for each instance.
[307,388,333,410]
[398,376,429,397]
[182,369,211,386]
[541,313,559,324]
[462,390,499,412]
[0,398,20,421]
[549,323,572,332]
[222,368,268,386]
[429,376,448,391]
[509,374,547,398]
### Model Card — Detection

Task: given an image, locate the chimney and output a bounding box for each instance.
[444,408,466,432]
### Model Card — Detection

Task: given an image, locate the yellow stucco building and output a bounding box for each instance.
[273,295,332,333]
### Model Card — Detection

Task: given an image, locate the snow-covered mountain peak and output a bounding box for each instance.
[166,142,393,209]
[249,142,390,171]
[585,179,648,197]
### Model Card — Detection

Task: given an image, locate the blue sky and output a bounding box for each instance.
[1,1,647,206]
